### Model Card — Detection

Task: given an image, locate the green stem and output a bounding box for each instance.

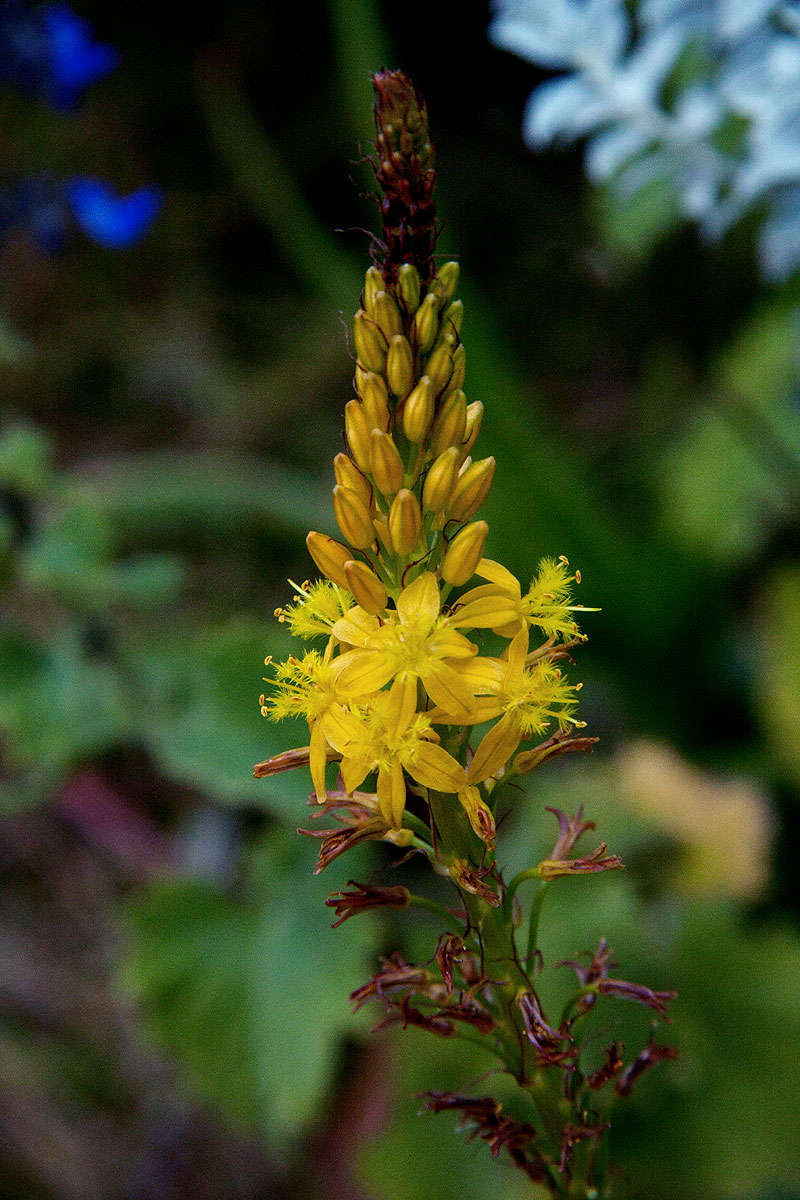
[401,809,431,841]
[526,881,551,971]
[503,866,541,915]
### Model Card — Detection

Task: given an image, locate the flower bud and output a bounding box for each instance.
[306,531,351,588]
[430,389,467,456]
[441,299,463,336]
[402,375,436,443]
[461,401,483,459]
[388,488,422,556]
[353,310,387,373]
[449,343,466,393]
[424,340,453,393]
[373,290,403,340]
[413,293,439,354]
[422,447,460,514]
[386,334,414,397]
[373,515,394,556]
[358,371,390,431]
[397,263,420,314]
[370,429,404,496]
[344,399,373,472]
[333,452,371,507]
[332,484,376,550]
[448,456,495,521]
[344,559,388,615]
[441,520,488,586]
[363,266,383,316]
[436,261,460,303]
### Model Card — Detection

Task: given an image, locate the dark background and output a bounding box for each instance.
[1,2,798,1197]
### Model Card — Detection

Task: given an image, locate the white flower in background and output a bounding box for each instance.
[490,0,800,279]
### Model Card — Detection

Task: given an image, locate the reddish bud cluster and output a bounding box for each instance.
[371,69,438,287]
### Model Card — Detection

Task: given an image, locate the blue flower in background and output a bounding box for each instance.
[0,175,161,252]
[490,0,800,280]
[0,0,116,107]
[66,178,162,248]
[0,3,161,253]
[41,3,117,107]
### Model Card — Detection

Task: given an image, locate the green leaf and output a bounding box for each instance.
[0,424,51,494]
[62,452,332,544]
[0,626,131,782]
[129,617,314,817]
[121,834,372,1143]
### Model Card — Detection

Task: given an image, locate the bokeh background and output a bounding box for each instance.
[1,1,799,1197]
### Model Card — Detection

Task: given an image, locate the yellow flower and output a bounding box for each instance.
[332,571,480,720]
[467,629,582,784]
[320,673,468,827]
[263,645,349,800]
[275,579,354,640]
[451,556,589,641]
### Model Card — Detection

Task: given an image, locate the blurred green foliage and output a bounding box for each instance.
[1,1,799,1198]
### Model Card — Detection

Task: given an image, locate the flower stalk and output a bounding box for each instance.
[255,69,675,1197]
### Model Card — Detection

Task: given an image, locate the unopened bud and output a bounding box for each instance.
[333,452,371,507]
[442,520,489,586]
[332,484,376,550]
[370,429,404,497]
[422,447,460,513]
[449,343,466,393]
[430,388,467,456]
[413,293,439,354]
[461,401,483,458]
[402,376,436,443]
[344,399,373,472]
[388,488,422,556]
[344,559,388,615]
[354,310,387,373]
[363,266,383,316]
[424,340,453,393]
[306,531,351,588]
[436,261,460,303]
[441,299,463,336]
[448,456,495,521]
[386,334,414,397]
[373,515,394,556]
[398,263,421,314]
[358,371,390,431]
[373,290,403,340]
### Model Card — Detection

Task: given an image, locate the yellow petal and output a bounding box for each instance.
[341,754,373,794]
[449,594,521,630]
[468,713,523,783]
[309,720,329,801]
[420,661,476,722]
[475,558,521,596]
[320,705,365,755]
[396,570,440,632]
[331,606,381,647]
[336,649,396,697]
[405,741,467,793]
[506,628,530,678]
[453,655,506,693]
[377,762,407,827]
[385,671,419,738]
[453,582,508,606]
[427,629,478,660]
